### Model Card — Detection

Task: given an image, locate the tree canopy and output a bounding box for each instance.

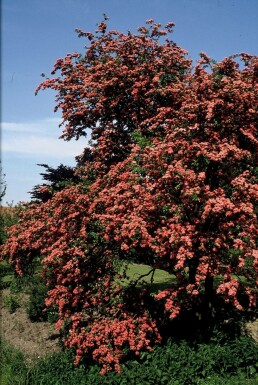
[1,18,258,373]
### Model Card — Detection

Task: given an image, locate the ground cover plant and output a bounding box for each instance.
[1,335,257,385]
[1,17,257,374]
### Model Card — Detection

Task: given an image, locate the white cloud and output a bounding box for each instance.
[1,118,88,157]
[1,118,91,203]
[2,134,86,157]
[1,118,62,135]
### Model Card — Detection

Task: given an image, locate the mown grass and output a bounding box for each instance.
[120,262,175,293]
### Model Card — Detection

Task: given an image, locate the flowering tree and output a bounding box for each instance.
[1,18,258,373]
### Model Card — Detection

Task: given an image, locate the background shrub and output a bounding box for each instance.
[3,294,20,314]
[0,204,20,245]
[26,275,58,322]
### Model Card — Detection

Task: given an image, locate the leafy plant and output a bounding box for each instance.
[26,282,49,322]
[0,203,20,245]
[1,337,257,385]
[25,274,58,323]
[0,339,28,385]
[29,163,81,203]
[0,260,14,289]
[3,294,20,313]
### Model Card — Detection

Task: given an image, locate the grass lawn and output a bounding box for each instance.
[121,262,175,293]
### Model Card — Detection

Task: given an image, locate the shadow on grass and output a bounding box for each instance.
[159,295,257,346]
[121,263,257,346]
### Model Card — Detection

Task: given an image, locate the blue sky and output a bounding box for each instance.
[2,0,258,204]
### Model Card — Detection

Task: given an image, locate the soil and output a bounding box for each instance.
[0,289,61,363]
[246,318,258,342]
[1,288,257,364]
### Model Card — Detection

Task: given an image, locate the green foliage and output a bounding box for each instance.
[0,260,14,289]
[9,275,28,293]
[1,260,58,323]
[27,283,49,322]
[0,258,36,291]
[29,163,81,203]
[26,275,58,323]
[1,336,257,385]
[3,294,20,314]
[197,375,258,385]
[25,351,88,385]
[132,337,258,385]
[0,274,13,289]
[131,131,152,149]
[0,204,20,245]
[0,340,28,385]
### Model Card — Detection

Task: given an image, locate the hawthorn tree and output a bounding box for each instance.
[1,18,258,373]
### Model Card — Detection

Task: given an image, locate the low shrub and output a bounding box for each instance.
[197,376,258,385]
[14,336,258,385]
[25,350,88,385]
[0,204,20,245]
[3,294,20,314]
[1,334,257,385]
[26,277,49,322]
[25,274,58,323]
[123,336,258,385]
